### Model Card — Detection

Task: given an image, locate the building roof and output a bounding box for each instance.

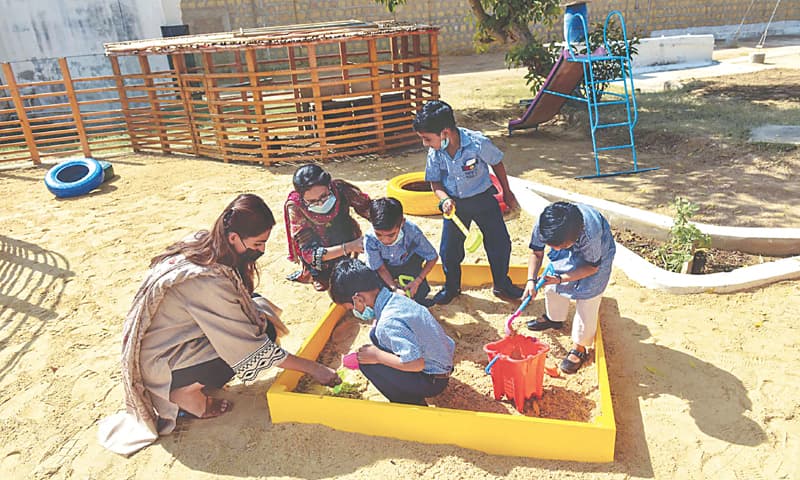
[103,20,437,56]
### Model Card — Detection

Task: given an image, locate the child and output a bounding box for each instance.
[413,100,522,305]
[523,201,616,374]
[364,197,439,306]
[329,258,455,406]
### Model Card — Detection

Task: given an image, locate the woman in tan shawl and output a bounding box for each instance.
[99,193,340,455]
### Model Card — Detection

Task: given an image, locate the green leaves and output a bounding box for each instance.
[656,197,711,273]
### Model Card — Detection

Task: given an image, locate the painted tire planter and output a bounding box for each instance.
[44,158,104,198]
[387,171,508,216]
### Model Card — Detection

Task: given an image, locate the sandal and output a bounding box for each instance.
[286,269,312,284]
[312,277,329,292]
[560,348,589,374]
[526,314,564,332]
[178,396,233,419]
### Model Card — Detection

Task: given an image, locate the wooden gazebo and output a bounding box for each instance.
[104,20,440,164]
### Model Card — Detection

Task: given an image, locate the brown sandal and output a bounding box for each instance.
[179,396,233,419]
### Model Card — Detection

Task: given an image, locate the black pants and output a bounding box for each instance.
[385,253,431,305]
[171,294,277,391]
[359,328,449,405]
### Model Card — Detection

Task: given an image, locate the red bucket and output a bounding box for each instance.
[484,335,550,411]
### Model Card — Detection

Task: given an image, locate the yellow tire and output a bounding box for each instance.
[386,172,439,216]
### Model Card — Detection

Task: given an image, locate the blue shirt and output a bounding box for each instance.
[529,203,616,300]
[424,127,504,199]
[373,288,455,375]
[364,220,438,269]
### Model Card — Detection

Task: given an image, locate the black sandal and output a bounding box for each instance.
[560,348,589,374]
[526,314,564,332]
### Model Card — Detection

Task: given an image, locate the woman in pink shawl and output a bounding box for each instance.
[99,194,340,455]
[284,164,371,291]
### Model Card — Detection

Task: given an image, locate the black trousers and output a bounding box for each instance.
[171,294,277,391]
[384,253,431,304]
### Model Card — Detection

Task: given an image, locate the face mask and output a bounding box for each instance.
[387,227,404,247]
[439,135,450,151]
[238,237,264,263]
[307,193,337,214]
[352,295,376,321]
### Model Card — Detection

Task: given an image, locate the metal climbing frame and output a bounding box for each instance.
[547,10,658,179]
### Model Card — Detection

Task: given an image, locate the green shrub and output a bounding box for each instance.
[656,198,711,272]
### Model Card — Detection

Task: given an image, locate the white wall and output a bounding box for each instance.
[0,0,181,78]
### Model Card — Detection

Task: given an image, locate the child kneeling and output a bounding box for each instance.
[364,197,439,306]
[330,258,455,405]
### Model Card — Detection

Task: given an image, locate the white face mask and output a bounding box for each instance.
[387,227,404,247]
[439,135,450,151]
[307,193,336,214]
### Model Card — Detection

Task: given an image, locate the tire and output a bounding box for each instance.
[99,161,115,183]
[44,158,105,198]
[386,172,439,216]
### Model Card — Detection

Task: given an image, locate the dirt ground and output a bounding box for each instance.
[1,43,799,479]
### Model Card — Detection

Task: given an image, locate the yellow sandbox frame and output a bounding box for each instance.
[267,264,616,462]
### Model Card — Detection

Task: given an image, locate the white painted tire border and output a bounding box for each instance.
[509,176,800,294]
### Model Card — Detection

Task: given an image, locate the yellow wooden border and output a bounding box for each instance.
[267,264,615,462]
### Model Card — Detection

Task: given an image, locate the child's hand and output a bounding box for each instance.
[522,280,537,300]
[504,191,519,210]
[357,344,381,365]
[406,278,421,297]
[441,198,455,215]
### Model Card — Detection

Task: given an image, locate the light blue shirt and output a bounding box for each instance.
[424,127,503,199]
[364,220,438,269]
[373,288,455,375]
[529,203,616,300]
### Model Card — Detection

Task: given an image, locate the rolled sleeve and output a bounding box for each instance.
[424,150,443,183]
[529,224,546,251]
[408,223,438,261]
[175,276,287,382]
[477,136,504,166]
[364,234,385,270]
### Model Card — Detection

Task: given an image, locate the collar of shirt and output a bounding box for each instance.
[373,286,393,319]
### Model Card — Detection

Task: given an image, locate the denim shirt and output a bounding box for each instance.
[424,127,503,199]
[373,288,455,374]
[364,220,438,269]
[529,204,616,300]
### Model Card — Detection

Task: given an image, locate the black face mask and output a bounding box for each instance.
[238,237,264,263]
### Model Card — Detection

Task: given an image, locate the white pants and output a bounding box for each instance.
[544,285,603,347]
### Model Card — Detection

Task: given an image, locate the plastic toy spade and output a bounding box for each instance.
[504,263,555,335]
[443,206,483,253]
[397,274,414,297]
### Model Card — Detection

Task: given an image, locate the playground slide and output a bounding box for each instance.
[507,49,587,134]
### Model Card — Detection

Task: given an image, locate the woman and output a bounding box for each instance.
[99,194,340,455]
[284,164,371,291]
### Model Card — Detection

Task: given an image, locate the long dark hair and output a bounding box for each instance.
[151,193,276,292]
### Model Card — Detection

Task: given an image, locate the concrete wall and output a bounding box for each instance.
[182,0,800,55]
[0,0,181,80]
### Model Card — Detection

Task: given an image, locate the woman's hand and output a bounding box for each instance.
[311,363,341,387]
[357,344,382,365]
[347,237,365,254]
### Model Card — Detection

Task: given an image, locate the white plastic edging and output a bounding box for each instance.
[516,180,800,256]
[508,176,800,294]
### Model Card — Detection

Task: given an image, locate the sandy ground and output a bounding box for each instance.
[1,42,799,479]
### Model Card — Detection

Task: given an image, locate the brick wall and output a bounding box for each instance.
[181,0,800,54]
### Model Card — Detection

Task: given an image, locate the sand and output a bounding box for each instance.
[1,44,799,479]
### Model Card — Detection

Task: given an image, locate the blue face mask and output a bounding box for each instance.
[387,227,404,247]
[352,302,376,321]
[439,135,450,151]
[307,193,337,214]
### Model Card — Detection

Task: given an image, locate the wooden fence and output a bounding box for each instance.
[0,27,439,166]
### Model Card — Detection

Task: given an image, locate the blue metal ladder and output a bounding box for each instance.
[546,10,659,179]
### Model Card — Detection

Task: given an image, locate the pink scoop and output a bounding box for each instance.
[342,352,359,370]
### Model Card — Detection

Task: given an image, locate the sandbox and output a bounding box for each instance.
[267,264,616,462]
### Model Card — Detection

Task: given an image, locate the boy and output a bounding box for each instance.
[329,258,455,406]
[364,197,439,306]
[413,100,522,305]
[523,201,616,374]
